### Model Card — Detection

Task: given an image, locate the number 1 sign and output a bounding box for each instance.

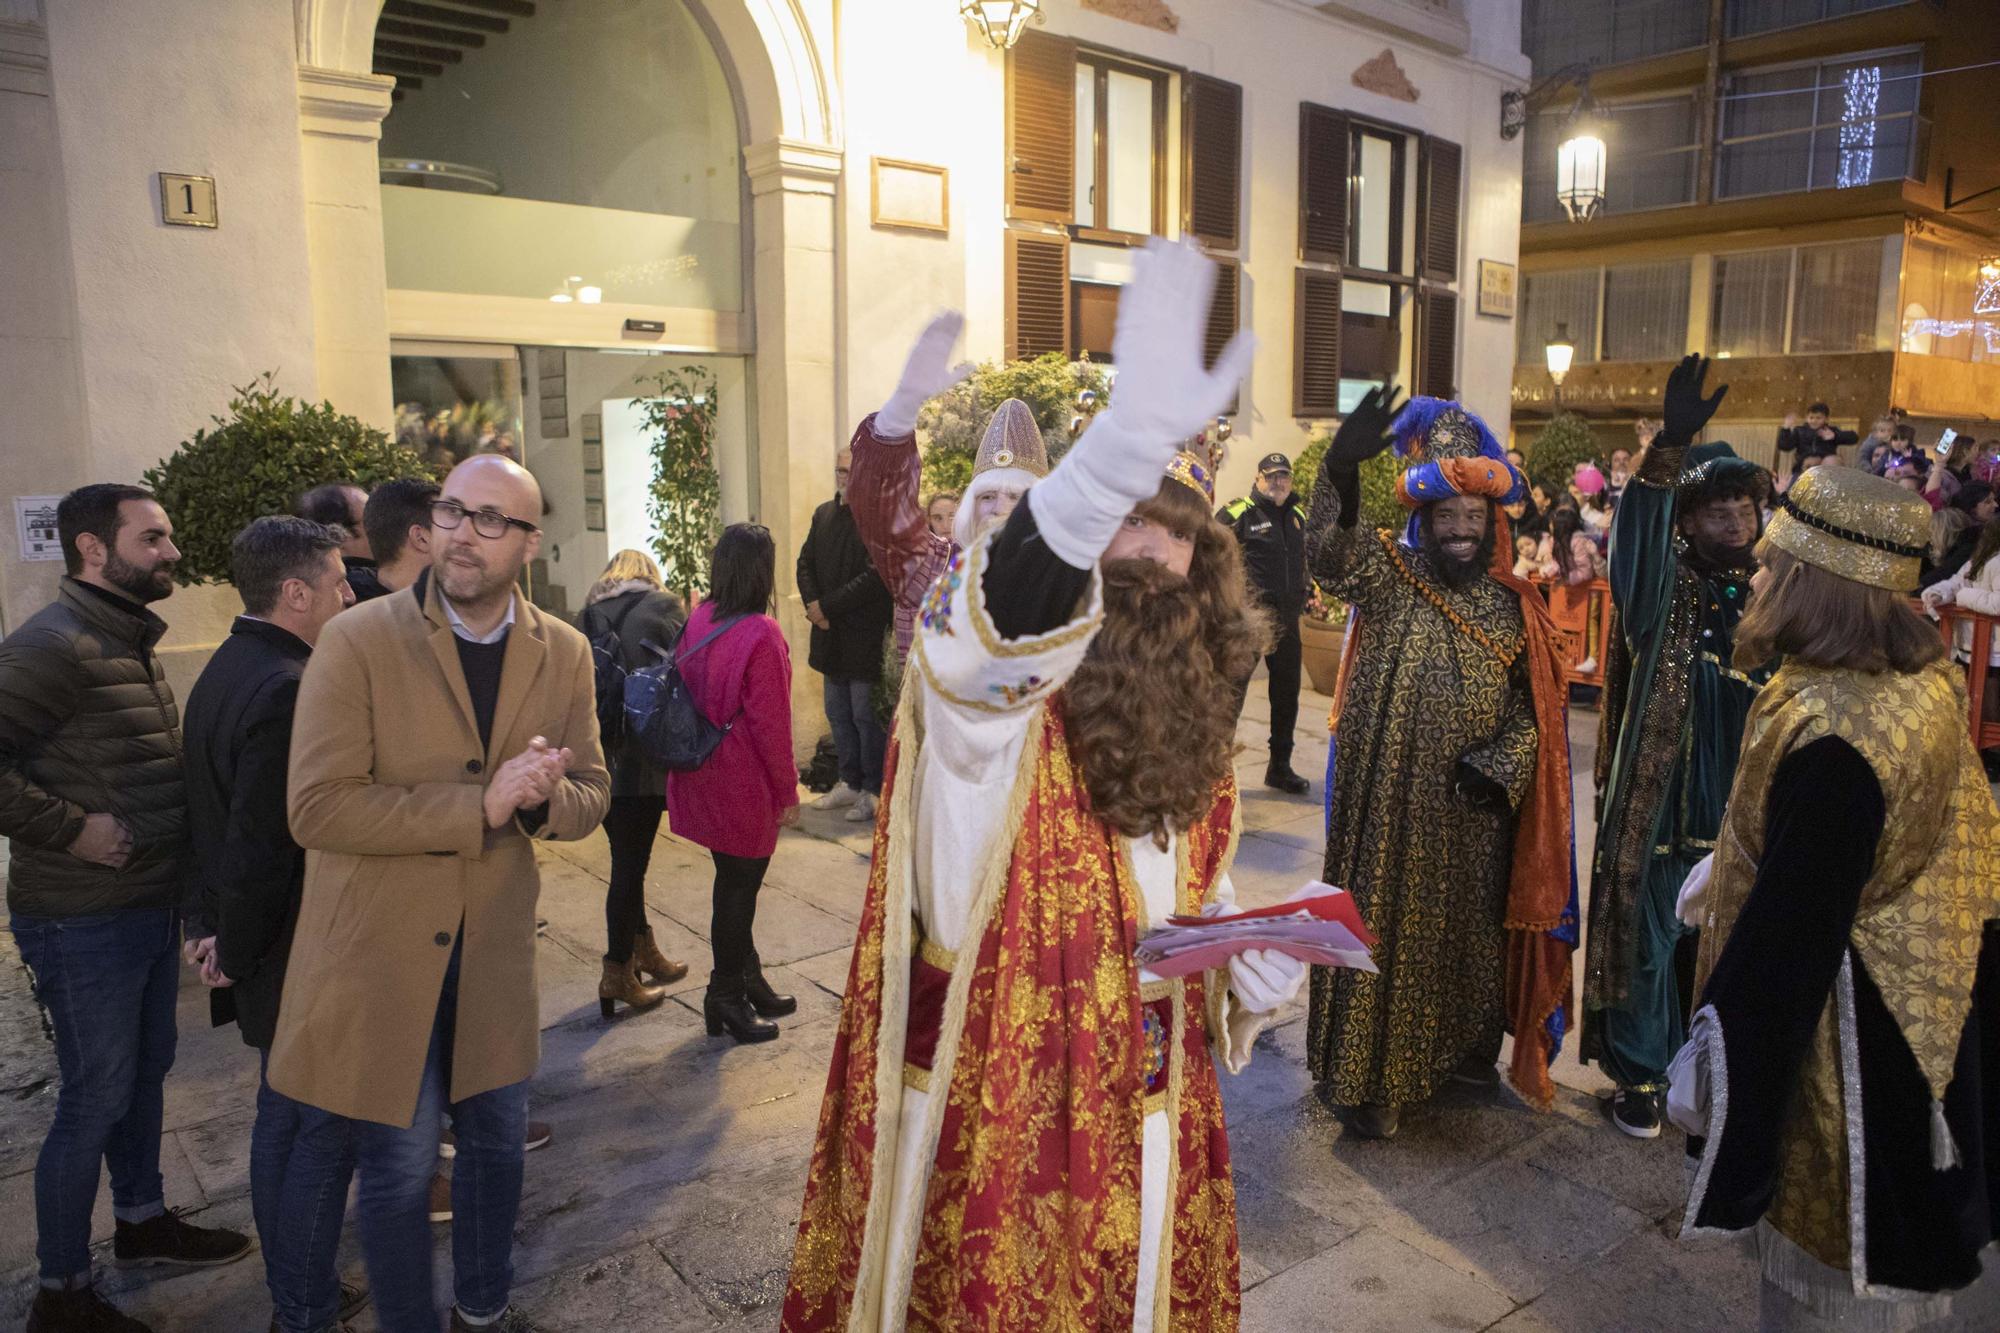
[158,173,218,229]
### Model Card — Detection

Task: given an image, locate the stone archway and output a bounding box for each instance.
[293,0,844,745]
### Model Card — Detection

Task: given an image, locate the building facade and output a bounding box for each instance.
[1509,0,2000,463]
[0,0,1528,731]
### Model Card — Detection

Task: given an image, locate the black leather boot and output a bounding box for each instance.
[1264,753,1310,795]
[704,971,778,1043]
[743,949,797,1018]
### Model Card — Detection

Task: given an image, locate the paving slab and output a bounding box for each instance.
[1240,1226,1515,1332]
[512,1243,721,1332]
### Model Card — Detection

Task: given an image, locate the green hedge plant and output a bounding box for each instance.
[143,374,438,585]
[638,365,722,603]
[915,353,1113,496]
[1522,410,1602,498]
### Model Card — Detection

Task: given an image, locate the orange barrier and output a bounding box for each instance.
[1934,606,2000,753]
[1525,576,1610,695]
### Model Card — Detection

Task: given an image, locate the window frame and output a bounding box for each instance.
[1714,45,1925,201]
[1072,49,1171,246]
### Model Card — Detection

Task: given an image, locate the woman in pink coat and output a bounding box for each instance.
[667,524,801,1043]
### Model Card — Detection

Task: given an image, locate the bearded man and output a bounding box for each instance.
[1584,355,1775,1140]
[781,240,1309,1332]
[847,310,1049,664]
[1304,393,1577,1140]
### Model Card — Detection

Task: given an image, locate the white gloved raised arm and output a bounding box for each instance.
[876,310,975,440]
[1029,239,1255,570]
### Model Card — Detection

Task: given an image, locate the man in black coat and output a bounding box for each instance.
[181,516,363,1333]
[796,445,894,824]
[1,483,251,1333]
[1219,452,1311,793]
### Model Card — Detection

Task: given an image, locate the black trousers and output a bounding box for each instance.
[709,851,772,982]
[1234,616,1304,764]
[601,795,663,963]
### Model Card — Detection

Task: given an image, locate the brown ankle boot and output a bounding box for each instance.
[631,926,690,986]
[599,957,668,1018]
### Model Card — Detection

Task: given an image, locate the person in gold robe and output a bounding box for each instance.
[1669,459,2000,1330]
[1303,392,1577,1139]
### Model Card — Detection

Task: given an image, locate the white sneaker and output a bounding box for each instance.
[813,785,861,812]
[844,792,879,823]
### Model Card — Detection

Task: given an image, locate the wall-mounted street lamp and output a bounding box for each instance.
[1502,64,1607,223]
[961,0,1041,49]
[1545,323,1575,403]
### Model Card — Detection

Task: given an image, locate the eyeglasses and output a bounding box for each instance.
[430,499,538,539]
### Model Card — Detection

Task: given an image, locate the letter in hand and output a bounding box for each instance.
[1661,354,1728,449]
[1324,383,1407,469]
[68,811,132,869]
[1100,238,1257,449]
[877,311,977,439]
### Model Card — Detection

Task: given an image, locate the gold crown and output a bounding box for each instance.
[1166,451,1215,503]
[1766,466,1931,592]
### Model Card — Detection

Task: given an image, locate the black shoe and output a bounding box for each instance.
[743,950,797,1018]
[112,1208,253,1269]
[27,1285,152,1333]
[450,1307,539,1332]
[1263,762,1310,795]
[704,974,778,1043]
[267,1283,369,1333]
[1450,1051,1501,1087]
[1348,1103,1400,1139]
[1605,1087,1663,1140]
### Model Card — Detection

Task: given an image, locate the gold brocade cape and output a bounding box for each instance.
[780,683,1243,1332]
[1693,659,2000,1270]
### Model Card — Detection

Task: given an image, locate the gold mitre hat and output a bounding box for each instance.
[973,399,1050,479]
[1767,465,1930,593]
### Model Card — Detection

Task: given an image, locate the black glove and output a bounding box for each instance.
[1660,354,1728,449]
[1454,759,1508,812]
[1324,383,1408,470]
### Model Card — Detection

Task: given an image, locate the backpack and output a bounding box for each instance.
[587,596,645,749]
[625,615,745,772]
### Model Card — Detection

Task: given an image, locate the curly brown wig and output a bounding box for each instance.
[1067,478,1272,848]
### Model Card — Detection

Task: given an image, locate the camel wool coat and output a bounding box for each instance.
[268,574,609,1127]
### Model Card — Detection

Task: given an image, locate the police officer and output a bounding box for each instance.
[1219,452,1310,793]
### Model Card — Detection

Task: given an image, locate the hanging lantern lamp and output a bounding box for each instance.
[961,0,1041,49]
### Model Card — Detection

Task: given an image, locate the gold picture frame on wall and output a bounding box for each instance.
[1477,259,1517,319]
[871,158,950,235]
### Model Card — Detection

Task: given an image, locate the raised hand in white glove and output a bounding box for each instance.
[1099,238,1257,454]
[1228,947,1307,1014]
[877,310,976,439]
[1675,852,1715,929]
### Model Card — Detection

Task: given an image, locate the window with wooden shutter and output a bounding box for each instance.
[1183,75,1242,250]
[1298,103,1349,264]
[1006,32,1076,224]
[1293,269,1342,417]
[1417,287,1458,400]
[1204,257,1241,411]
[1418,136,1463,284]
[1007,230,1071,360]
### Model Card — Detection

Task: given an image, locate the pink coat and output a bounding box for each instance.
[665,603,798,858]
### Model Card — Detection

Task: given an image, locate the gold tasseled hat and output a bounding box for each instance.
[1766,465,1931,593]
[973,399,1050,479]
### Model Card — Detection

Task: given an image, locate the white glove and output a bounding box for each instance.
[876,311,976,439]
[1675,852,1715,929]
[1228,947,1306,1014]
[1097,238,1256,457]
[1922,584,1952,615]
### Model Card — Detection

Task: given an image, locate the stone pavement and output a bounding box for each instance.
[3,678,1996,1331]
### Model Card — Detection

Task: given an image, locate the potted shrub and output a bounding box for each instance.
[638,364,722,603]
[143,374,437,586]
[915,352,1112,494]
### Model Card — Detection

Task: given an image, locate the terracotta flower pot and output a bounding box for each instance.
[1299,612,1345,694]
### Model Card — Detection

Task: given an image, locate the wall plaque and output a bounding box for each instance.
[158,173,218,228]
[1477,260,1517,319]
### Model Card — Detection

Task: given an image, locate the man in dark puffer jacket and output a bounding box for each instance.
[2,484,249,1333]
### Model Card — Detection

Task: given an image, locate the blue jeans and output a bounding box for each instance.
[254,1050,356,1332]
[299,938,527,1332]
[9,908,178,1284]
[823,675,885,794]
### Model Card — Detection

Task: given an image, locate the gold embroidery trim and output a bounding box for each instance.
[1700,650,1765,689]
[902,1062,931,1093]
[1376,531,1523,669]
[1140,978,1174,1002]
[961,533,1103,659]
[910,632,1031,716]
[916,935,956,971]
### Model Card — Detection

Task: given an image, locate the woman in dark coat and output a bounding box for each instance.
[577,549,689,1015]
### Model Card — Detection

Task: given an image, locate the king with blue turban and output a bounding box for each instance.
[1302,388,1578,1140]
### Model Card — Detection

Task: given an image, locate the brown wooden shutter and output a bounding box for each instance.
[1006,31,1076,224]
[1417,287,1458,400]
[1183,75,1242,250]
[1006,230,1071,360]
[1204,257,1240,370]
[1298,103,1349,264]
[1293,269,1341,417]
[1417,135,1463,284]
